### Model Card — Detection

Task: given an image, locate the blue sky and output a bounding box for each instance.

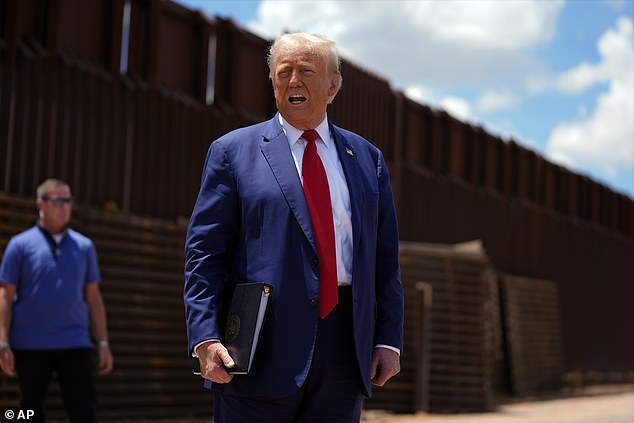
[176,0,634,199]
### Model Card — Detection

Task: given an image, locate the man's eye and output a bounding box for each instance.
[278,71,290,78]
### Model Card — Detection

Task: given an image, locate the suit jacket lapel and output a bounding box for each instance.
[260,118,317,252]
[330,124,363,262]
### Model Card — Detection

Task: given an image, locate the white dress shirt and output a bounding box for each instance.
[279,114,353,285]
[279,115,399,356]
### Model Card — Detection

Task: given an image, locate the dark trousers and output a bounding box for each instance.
[213,287,364,423]
[13,348,96,423]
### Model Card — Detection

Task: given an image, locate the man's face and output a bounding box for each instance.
[272,51,340,130]
[37,185,73,232]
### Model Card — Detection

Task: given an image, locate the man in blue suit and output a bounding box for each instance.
[184,32,404,422]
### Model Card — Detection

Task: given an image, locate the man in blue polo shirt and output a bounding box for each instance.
[0,178,113,423]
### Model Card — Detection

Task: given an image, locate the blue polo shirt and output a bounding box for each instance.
[0,226,101,350]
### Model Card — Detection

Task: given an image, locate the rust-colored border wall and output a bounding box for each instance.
[399,164,634,372]
[0,193,496,416]
[0,0,633,379]
[501,276,564,395]
[1,0,631,232]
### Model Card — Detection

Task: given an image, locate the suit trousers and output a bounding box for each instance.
[13,348,96,423]
[212,286,364,423]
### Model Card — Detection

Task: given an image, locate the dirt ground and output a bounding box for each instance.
[111,384,633,423]
[361,384,634,423]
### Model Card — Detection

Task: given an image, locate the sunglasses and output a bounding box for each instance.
[41,195,74,206]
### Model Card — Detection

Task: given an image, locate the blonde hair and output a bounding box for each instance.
[268,32,343,89]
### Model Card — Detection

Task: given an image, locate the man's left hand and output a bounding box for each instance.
[370,347,400,386]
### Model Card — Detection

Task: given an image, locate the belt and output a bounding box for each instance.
[338,285,352,305]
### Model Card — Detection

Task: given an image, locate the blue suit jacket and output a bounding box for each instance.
[184,115,403,397]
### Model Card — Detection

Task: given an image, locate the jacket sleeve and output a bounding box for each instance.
[184,139,239,355]
[373,149,404,352]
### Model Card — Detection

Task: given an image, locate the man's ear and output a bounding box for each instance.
[327,76,342,102]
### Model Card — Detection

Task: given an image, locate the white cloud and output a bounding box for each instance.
[403,83,476,122]
[555,17,634,93]
[404,88,520,124]
[402,0,561,50]
[475,91,520,113]
[547,17,634,179]
[249,0,564,88]
[404,84,436,105]
[441,97,472,121]
[246,0,632,195]
[555,62,605,94]
[249,0,559,125]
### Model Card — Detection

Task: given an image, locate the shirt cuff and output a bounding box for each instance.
[192,339,219,357]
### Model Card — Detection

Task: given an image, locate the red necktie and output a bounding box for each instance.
[301,130,337,318]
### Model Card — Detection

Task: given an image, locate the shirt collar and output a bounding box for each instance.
[278,114,332,149]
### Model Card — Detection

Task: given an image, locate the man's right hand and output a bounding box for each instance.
[196,341,235,383]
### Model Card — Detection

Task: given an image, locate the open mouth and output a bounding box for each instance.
[288,95,306,105]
